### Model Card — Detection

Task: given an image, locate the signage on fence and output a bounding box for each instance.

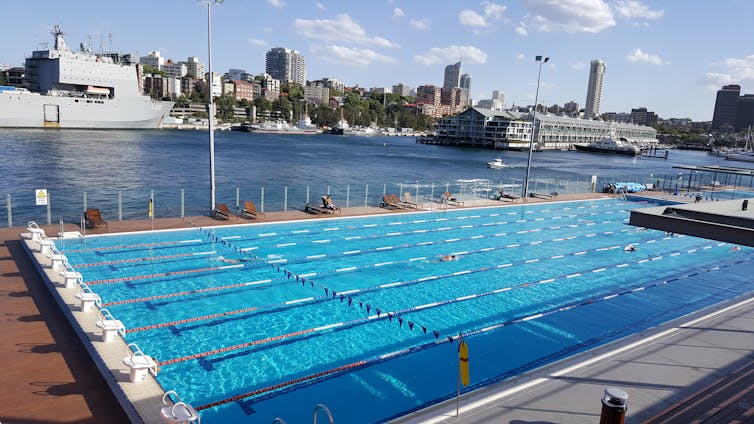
[35,189,48,206]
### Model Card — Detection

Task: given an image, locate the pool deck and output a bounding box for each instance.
[1,192,753,423]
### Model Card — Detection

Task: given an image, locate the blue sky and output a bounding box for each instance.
[2,0,753,121]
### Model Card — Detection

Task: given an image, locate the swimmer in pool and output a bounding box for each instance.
[624,244,637,252]
[216,255,248,264]
[439,254,458,262]
[730,245,741,251]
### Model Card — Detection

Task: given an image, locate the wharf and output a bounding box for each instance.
[1,192,753,423]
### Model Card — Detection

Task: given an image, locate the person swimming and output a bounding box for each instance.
[624,244,637,252]
[439,254,458,262]
[730,245,741,251]
[216,255,248,264]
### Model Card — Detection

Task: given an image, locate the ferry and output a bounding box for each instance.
[0,26,172,129]
[574,137,641,156]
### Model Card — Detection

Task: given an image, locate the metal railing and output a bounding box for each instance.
[4,172,752,227]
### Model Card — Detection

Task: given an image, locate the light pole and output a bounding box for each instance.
[523,55,549,199]
[203,0,223,214]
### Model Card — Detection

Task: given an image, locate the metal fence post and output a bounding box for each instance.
[83,191,87,212]
[261,187,265,213]
[346,184,350,208]
[306,185,310,204]
[364,184,369,207]
[118,191,123,221]
[47,193,51,225]
[284,186,288,212]
[181,189,185,219]
[6,194,11,227]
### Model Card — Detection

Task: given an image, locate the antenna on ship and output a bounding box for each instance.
[52,25,68,51]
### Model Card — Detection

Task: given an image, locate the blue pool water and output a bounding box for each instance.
[56,199,754,423]
[700,189,754,200]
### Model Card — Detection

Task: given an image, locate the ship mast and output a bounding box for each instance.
[52,25,68,51]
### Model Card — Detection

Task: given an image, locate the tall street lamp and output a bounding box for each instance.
[523,55,549,199]
[203,0,223,214]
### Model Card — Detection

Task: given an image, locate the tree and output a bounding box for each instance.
[142,65,165,77]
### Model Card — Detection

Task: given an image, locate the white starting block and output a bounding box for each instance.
[60,270,82,289]
[96,319,125,342]
[48,253,67,270]
[29,228,46,242]
[39,239,55,254]
[123,343,158,383]
[75,291,100,311]
[160,391,200,424]
[95,311,125,342]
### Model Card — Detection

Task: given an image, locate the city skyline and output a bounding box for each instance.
[2,0,753,121]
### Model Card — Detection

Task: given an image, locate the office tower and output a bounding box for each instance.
[443,61,461,88]
[491,90,505,110]
[712,84,741,132]
[460,73,471,105]
[736,94,754,131]
[584,59,606,119]
[265,47,306,86]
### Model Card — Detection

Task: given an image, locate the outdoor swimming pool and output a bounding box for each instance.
[56,199,754,423]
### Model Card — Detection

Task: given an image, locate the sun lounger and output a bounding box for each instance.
[402,192,420,209]
[381,194,405,209]
[496,190,521,202]
[212,203,232,220]
[529,192,558,200]
[322,195,341,214]
[443,192,464,206]
[84,208,107,229]
[240,200,264,219]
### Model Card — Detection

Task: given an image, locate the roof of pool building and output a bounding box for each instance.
[4,192,754,423]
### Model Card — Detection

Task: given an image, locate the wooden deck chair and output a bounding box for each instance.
[212,203,232,220]
[402,192,420,209]
[444,192,464,206]
[322,195,341,214]
[240,201,264,219]
[382,194,404,209]
[390,194,413,209]
[84,208,107,229]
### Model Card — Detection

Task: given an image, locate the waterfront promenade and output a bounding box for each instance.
[2,194,753,423]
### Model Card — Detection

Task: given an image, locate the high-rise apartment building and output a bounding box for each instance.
[711,84,741,132]
[584,59,606,119]
[443,61,461,89]
[736,94,754,131]
[392,83,411,97]
[265,47,306,86]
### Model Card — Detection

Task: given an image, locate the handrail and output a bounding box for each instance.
[271,418,287,424]
[313,403,334,424]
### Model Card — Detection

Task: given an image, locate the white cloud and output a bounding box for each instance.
[515,25,528,36]
[459,10,488,27]
[515,53,526,60]
[414,45,488,66]
[521,0,616,33]
[701,54,754,89]
[248,38,266,46]
[316,2,325,10]
[267,0,285,8]
[393,8,404,18]
[614,0,663,20]
[572,61,586,70]
[310,45,397,67]
[626,48,667,65]
[483,2,507,19]
[410,18,431,30]
[294,14,399,48]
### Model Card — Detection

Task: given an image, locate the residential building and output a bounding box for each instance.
[393,83,411,97]
[265,47,306,86]
[436,107,657,150]
[711,84,741,132]
[139,51,164,70]
[563,101,579,117]
[7,67,24,86]
[180,57,204,79]
[631,107,658,126]
[227,68,254,82]
[143,74,168,98]
[584,59,606,119]
[304,83,329,104]
[261,74,280,101]
[205,72,222,98]
[230,80,254,101]
[443,61,461,88]
[163,60,187,78]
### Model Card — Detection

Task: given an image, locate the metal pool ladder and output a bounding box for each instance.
[272,403,334,424]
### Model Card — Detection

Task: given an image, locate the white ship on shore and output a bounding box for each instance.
[0,26,172,129]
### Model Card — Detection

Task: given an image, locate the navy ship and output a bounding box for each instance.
[0,26,172,129]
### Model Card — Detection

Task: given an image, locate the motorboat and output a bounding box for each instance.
[574,137,641,156]
[486,158,507,169]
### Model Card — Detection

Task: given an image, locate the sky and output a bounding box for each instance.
[2,0,753,121]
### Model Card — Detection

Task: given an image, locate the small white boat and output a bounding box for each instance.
[486,158,507,169]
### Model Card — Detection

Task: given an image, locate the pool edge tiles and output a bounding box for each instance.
[19,232,169,424]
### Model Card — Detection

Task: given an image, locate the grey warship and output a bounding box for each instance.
[0,26,172,129]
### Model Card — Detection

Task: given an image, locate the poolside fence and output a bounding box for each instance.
[3,170,753,227]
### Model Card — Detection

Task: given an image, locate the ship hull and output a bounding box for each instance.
[574,144,640,156]
[0,92,173,129]
[725,153,754,162]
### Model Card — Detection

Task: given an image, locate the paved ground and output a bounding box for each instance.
[2,193,753,423]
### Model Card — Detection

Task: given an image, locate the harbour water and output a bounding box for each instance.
[0,129,747,226]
